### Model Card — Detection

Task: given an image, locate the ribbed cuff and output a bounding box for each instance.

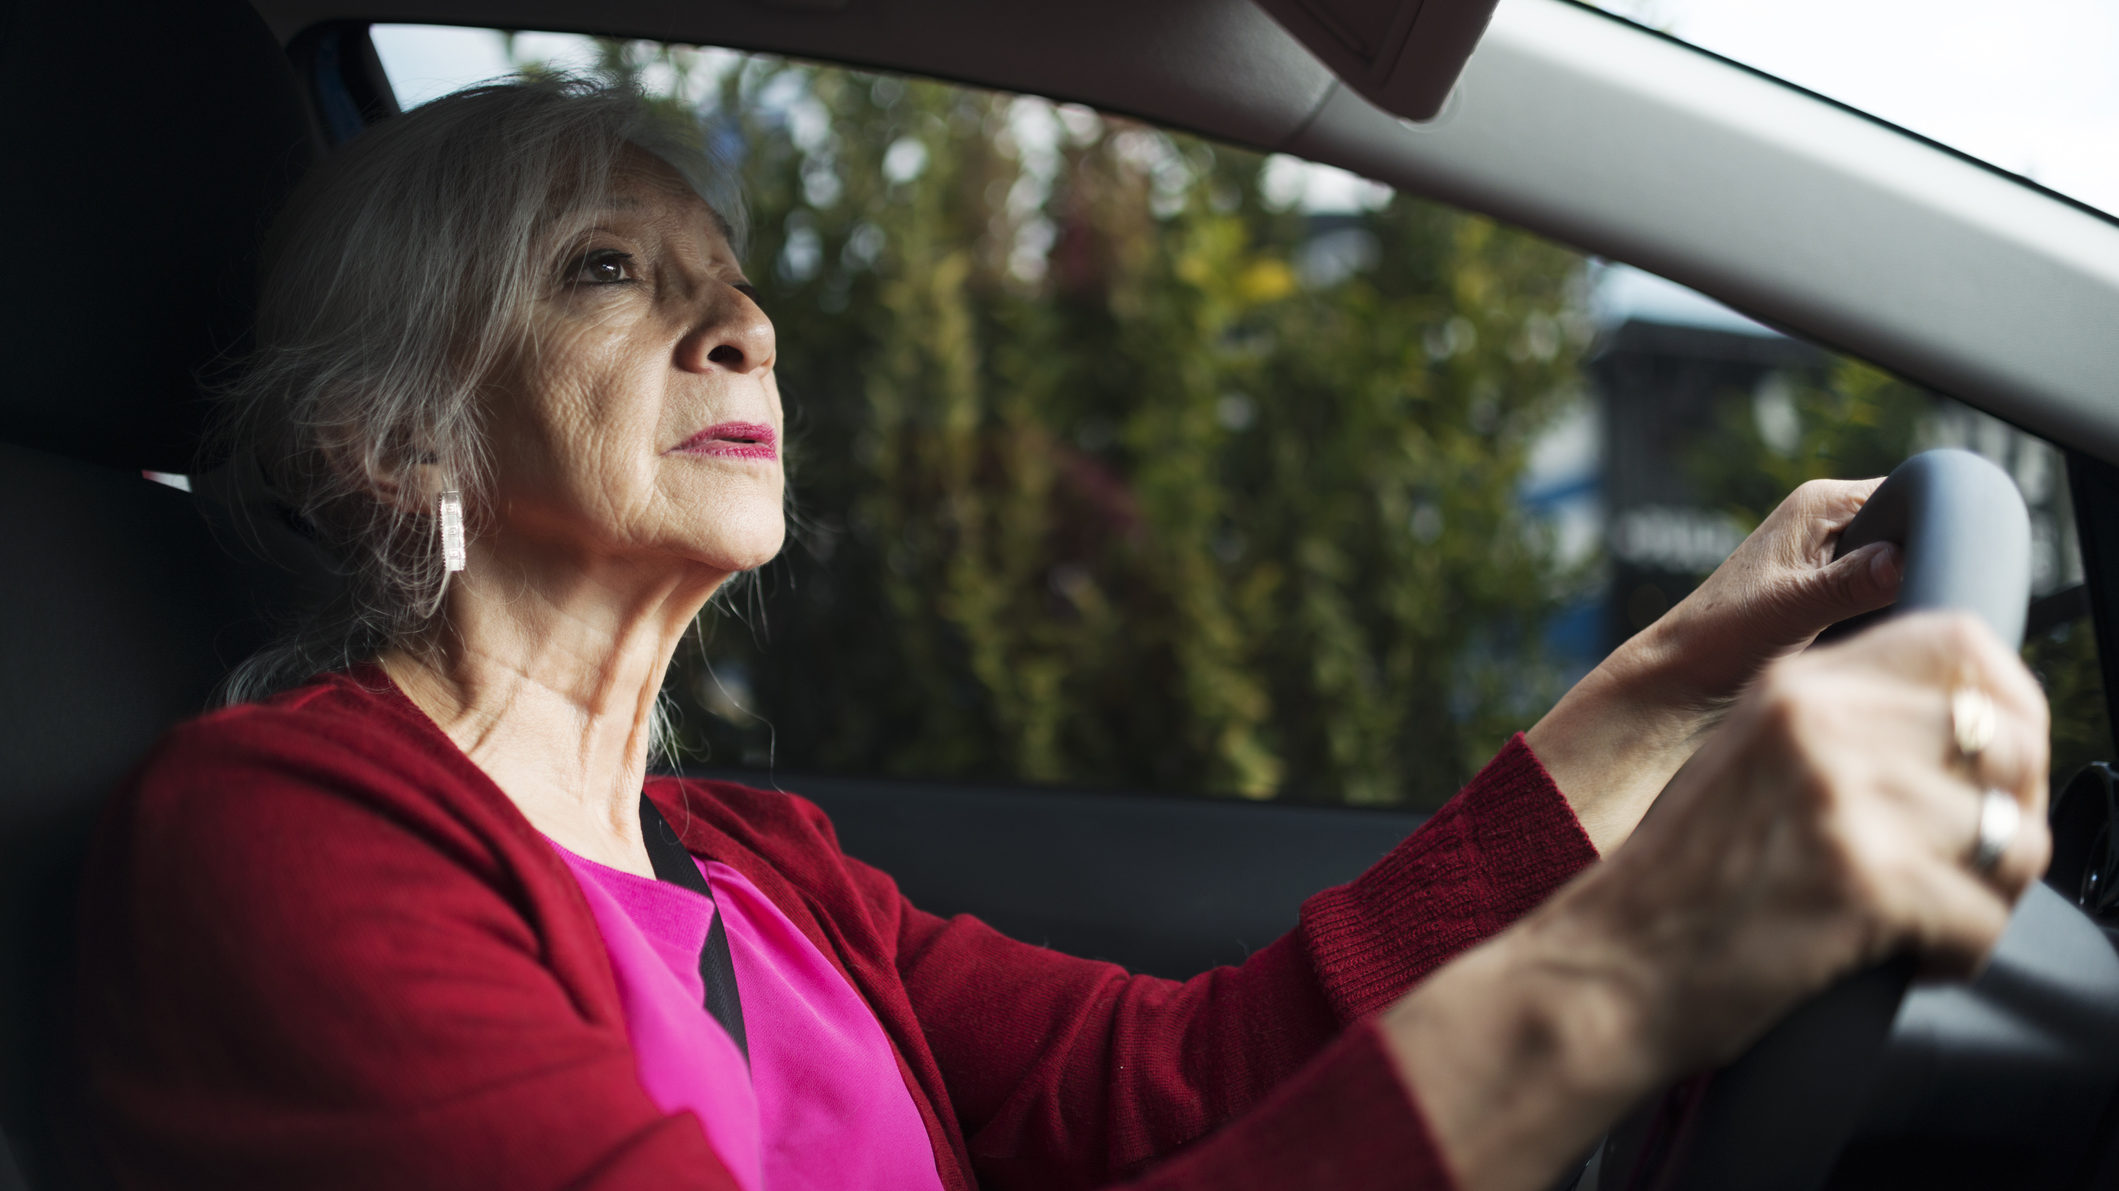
[1299,734,1597,1022]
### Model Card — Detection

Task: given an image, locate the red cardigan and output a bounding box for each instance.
[72,668,1597,1189]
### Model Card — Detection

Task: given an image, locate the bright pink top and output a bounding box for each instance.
[548,842,946,1191]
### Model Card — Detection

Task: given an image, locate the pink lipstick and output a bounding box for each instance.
[671,421,778,461]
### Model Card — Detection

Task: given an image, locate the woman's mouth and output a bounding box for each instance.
[671,422,778,461]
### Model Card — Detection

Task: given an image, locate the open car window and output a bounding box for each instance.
[374,27,2110,811]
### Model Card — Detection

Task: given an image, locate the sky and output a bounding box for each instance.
[1593,0,2119,218]
[371,25,578,106]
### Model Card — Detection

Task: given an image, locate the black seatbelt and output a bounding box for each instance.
[640,798,750,1065]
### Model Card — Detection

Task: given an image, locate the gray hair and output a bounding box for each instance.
[215,74,746,717]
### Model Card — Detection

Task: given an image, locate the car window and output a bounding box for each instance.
[374,28,2111,810]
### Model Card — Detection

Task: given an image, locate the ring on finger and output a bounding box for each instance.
[1950,685,1999,769]
[1970,787,2021,876]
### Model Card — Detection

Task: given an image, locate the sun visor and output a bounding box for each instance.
[1253,0,1501,121]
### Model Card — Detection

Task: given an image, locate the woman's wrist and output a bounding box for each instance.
[1379,896,1672,1191]
[1525,623,1716,854]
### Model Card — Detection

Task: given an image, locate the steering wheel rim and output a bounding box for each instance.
[1593,449,2033,1191]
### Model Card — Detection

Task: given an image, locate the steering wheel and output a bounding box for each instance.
[1591,449,2034,1191]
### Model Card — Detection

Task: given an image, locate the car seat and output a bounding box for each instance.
[0,0,316,1184]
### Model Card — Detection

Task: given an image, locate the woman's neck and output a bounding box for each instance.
[382,545,727,877]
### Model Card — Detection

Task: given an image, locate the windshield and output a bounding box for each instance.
[1584,0,2119,219]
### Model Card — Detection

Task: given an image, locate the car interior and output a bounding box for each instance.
[4,0,2119,1187]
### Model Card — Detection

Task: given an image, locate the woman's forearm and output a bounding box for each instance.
[1378,886,1669,1191]
[1421,638,1716,1185]
[1525,627,1708,855]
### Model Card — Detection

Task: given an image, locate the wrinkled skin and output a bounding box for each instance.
[483,153,784,577]
[1652,477,1909,725]
[1392,609,2050,1191]
[1596,611,2050,1067]
[1528,478,1905,853]
[386,151,783,875]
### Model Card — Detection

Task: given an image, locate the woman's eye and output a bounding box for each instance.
[733,282,765,311]
[566,249,635,286]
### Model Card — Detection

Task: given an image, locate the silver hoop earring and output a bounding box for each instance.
[438,490,466,573]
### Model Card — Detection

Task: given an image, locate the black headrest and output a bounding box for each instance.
[0,0,314,473]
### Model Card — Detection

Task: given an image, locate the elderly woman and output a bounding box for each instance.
[75,77,2050,1191]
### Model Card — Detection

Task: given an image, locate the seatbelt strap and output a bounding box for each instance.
[640,797,750,1066]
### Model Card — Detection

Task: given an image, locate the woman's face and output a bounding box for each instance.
[479,151,784,582]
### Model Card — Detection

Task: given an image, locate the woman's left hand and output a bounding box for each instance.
[1637,476,1907,716]
[1529,478,1904,852]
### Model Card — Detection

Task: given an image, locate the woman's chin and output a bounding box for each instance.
[689,523,786,576]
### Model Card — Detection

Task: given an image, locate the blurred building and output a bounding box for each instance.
[1529,263,2080,672]
[1587,266,1818,648]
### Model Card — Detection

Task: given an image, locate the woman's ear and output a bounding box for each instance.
[318,426,449,517]
[370,457,450,516]
[364,454,466,571]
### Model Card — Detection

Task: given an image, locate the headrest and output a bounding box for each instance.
[0,0,315,473]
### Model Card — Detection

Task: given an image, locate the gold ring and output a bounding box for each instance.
[1949,685,1998,768]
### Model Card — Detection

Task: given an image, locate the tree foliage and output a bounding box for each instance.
[528,40,2108,807]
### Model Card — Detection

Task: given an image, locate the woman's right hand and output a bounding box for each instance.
[1574,610,2050,1072]
[1381,611,2052,1191]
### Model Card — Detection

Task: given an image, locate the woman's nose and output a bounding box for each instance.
[676,286,775,376]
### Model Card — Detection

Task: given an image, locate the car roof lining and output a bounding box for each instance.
[253,0,2119,464]
[261,0,1343,152]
